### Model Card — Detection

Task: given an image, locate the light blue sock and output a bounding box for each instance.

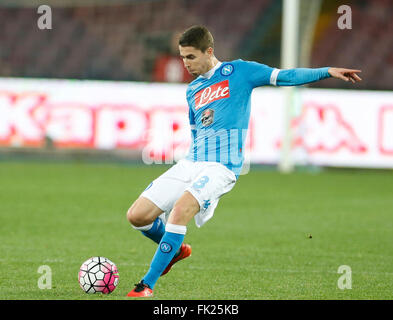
[141,217,165,244]
[142,223,186,289]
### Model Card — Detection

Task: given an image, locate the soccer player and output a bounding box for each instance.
[126,25,362,297]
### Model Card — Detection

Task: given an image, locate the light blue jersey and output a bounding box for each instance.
[185,59,330,178]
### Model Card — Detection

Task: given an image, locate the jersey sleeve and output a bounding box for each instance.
[241,60,331,88]
[241,60,277,88]
[275,67,331,86]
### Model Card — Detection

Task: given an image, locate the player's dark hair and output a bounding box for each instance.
[179,25,214,52]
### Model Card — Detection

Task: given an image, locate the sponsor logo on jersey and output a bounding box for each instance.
[201,108,214,127]
[194,80,230,110]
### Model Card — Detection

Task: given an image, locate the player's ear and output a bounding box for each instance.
[205,47,214,56]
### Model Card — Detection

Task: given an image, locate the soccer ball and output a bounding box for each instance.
[78,257,119,294]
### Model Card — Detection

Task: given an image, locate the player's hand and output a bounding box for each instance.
[328,68,362,83]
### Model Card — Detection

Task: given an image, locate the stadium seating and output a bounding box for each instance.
[0,0,269,82]
[0,0,391,90]
[310,0,393,90]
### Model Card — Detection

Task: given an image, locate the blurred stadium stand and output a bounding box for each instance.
[310,0,393,90]
[0,0,269,82]
[0,0,392,90]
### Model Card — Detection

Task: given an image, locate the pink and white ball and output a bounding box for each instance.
[78,257,119,294]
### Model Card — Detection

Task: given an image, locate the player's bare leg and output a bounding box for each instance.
[126,196,167,244]
[127,191,199,297]
[167,191,200,226]
[126,196,163,228]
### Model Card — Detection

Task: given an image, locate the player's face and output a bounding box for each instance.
[179,46,213,77]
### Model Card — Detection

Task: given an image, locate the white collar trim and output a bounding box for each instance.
[201,61,222,79]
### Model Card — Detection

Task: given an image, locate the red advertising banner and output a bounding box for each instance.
[0,78,392,168]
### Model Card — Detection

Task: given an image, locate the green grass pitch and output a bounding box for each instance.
[0,161,392,300]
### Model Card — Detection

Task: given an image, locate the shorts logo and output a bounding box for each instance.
[194,80,230,110]
[203,200,211,211]
[201,108,214,127]
[160,242,172,253]
[220,64,234,76]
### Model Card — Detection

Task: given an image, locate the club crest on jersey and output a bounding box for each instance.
[201,108,214,127]
[220,64,234,76]
[194,80,230,110]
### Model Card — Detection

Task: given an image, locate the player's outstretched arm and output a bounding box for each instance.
[327,67,362,83]
[275,67,362,86]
